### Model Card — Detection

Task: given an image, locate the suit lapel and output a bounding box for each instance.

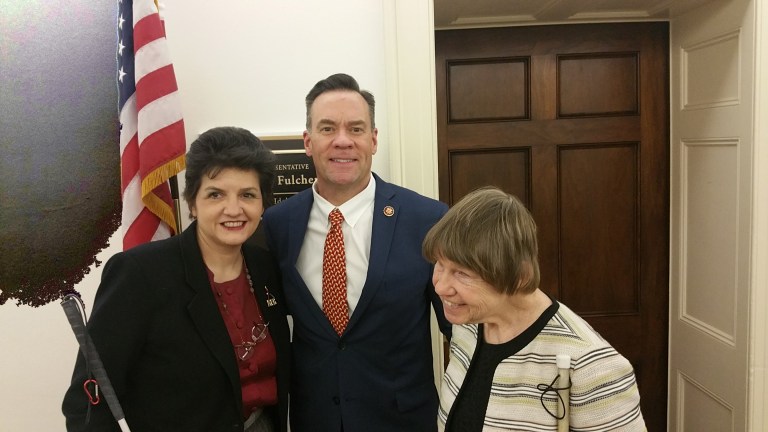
[180,223,242,413]
[347,176,397,330]
[286,192,338,335]
[243,252,279,328]
[287,193,312,271]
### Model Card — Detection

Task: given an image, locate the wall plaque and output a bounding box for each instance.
[262,136,316,204]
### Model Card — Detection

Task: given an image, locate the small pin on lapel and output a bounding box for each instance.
[266,291,277,307]
[383,206,395,217]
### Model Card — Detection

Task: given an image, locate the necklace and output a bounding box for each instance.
[212,257,273,362]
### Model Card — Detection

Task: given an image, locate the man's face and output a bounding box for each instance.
[304,90,378,205]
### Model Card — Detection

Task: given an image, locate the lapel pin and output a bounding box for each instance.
[264,285,277,307]
[383,206,395,217]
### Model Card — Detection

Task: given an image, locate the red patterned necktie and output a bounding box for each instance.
[322,208,348,335]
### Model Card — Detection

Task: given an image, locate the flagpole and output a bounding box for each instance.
[169,175,183,235]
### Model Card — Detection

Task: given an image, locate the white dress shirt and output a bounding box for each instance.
[296,176,376,315]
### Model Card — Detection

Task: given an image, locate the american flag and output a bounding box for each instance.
[117,0,186,250]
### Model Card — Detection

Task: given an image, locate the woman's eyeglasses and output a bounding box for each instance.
[234,322,269,361]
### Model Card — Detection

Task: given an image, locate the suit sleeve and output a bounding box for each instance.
[62,253,157,431]
[426,202,452,339]
[570,348,647,431]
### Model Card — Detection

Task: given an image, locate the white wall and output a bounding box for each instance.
[163,0,391,175]
[0,1,398,429]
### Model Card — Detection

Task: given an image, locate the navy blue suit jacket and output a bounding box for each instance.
[262,173,451,432]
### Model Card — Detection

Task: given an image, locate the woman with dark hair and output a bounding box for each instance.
[63,127,289,432]
[423,186,645,432]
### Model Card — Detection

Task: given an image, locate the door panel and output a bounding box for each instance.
[558,53,639,116]
[449,149,530,204]
[559,143,639,314]
[436,22,669,431]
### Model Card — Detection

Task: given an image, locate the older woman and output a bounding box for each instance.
[423,187,645,432]
[63,127,289,432]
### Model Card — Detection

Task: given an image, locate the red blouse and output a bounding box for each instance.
[207,267,278,418]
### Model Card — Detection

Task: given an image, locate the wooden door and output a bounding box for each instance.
[435,22,669,431]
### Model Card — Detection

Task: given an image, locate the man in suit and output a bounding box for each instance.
[262,73,451,432]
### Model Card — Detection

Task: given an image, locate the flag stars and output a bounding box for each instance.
[118,14,125,30]
[118,40,125,56]
[118,67,126,83]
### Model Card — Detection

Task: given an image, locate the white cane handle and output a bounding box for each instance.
[556,354,571,432]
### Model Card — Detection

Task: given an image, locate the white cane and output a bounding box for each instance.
[62,294,131,432]
[556,354,571,432]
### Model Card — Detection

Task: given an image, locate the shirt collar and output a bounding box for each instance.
[311,175,376,227]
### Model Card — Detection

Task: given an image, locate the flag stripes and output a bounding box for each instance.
[118,0,186,250]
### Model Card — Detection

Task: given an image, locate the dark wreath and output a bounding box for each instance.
[0,1,120,307]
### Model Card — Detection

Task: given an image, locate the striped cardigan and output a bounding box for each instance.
[438,302,646,431]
